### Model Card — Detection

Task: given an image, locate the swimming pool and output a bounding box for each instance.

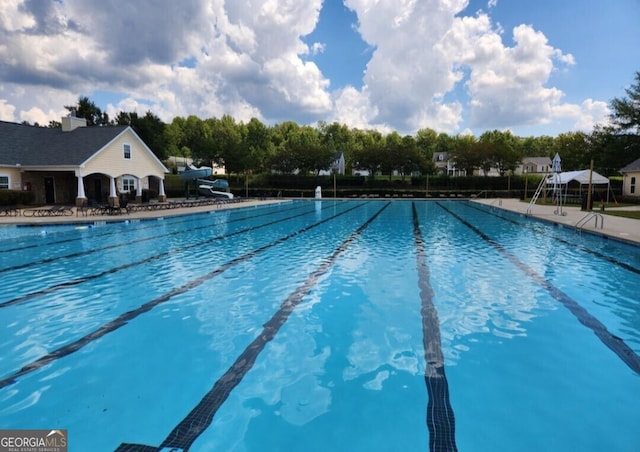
[0,200,639,451]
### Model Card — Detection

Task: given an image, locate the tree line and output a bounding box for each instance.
[38,71,640,179]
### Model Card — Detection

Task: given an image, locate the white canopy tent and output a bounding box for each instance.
[545,169,610,186]
[545,169,611,202]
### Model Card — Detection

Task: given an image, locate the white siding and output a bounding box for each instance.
[83,129,166,179]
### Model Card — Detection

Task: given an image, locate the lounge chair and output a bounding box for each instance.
[118,199,131,215]
[0,206,20,216]
[87,199,109,215]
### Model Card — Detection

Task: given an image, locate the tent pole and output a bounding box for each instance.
[586,160,594,211]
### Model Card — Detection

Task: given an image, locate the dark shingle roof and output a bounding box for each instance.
[620,157,640,173]
[0,121,128,167]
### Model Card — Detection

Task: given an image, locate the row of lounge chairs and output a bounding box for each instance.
[77,199,130,216]
[22,205,74,217]
[77,197,244,216]
[1,197,246,219]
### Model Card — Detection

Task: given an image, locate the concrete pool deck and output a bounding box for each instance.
[1,197,638,246]
[471,198,640,246]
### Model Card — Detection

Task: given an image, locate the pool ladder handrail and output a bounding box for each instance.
[526,176,547,215]
[575,212,604,232]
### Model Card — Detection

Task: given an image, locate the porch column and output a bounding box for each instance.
[158,178,167,202]
[109,176,119,207]
[75,173,87,207]
[136,177,143,203]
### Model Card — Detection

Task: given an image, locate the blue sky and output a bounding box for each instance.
[0,0,638,137]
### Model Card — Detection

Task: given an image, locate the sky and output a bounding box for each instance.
[0,0,638,137]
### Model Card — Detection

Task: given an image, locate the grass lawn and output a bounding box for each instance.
[602,210,640,220]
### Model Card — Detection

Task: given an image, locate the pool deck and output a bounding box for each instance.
[471,198,640,246]
[1,197,638,246]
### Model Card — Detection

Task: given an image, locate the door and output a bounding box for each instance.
[94,179,103,203]
[44,177,55,204]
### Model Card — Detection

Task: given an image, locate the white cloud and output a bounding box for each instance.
[0,98,16,121]
[439,15,576,130]
[0,0,611,136]
[339,0,470,132]
[551,98,610,132]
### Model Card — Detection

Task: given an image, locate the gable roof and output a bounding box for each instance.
[0,120,129,166]
[620,157,640,173]
[523,157,552,165]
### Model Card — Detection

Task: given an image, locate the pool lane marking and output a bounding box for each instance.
[0,202,370,389]
[464,202,640,275]
[0,201,313,273]
[0,203,351,307]
[116,202,391,452]
[412,203,458,452]
[437,202,640,376]
[0,201,307,254]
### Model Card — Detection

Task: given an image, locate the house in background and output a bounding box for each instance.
[620,157,640,198]
[0,116,169,206]
[433,151,466,176]
[515,157,552,175]
[319,152,345,176]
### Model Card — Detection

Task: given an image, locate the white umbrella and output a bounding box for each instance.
[551,153,564,215]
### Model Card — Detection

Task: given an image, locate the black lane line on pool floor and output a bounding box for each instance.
[0,202,370,390]
[0,203,353,308]
[412,203,458,452]
[437,202,640,376]
[0,202,313,273]
[464,202,640,275]
[116,202,391,452]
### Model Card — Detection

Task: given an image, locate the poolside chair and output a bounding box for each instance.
[118,199,131,215]
[0,206,20,216]
[49,205,74,216]
[85,199,108,215]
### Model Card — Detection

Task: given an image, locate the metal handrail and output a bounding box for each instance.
[576,212,604,231]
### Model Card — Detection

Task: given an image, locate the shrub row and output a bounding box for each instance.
[0,190,35,206]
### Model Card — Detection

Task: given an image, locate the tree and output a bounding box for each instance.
[450,134,479,175]
[609,71,640,135]
[243,118,274,173]
[603,71,640,169]
[521,135,554,157]
[318,121,355,171]
[478,130,522,176]
[209,115,243,174]
[270,121,301,174]
[183,115,214,165]
[351,129,384,179]
[552,132,590,171]
[415,128,438,174]
[64,96,109,126]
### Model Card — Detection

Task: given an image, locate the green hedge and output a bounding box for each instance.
[0,190,35,206]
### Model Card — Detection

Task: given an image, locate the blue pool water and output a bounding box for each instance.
[0,200,639,451]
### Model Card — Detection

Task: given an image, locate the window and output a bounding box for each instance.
[123,143,131,159]
[631,176,636,194]
[122,177,136,193]
[0,175,8,189]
